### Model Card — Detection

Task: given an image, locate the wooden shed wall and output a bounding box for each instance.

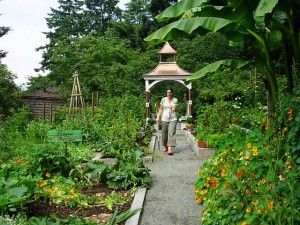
[23,98,64,120]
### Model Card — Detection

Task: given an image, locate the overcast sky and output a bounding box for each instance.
[0,0,129,87]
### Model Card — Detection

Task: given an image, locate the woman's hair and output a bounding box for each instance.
[167,88,174,93]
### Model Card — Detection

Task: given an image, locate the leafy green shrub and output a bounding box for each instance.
[107,150,150,190]
[186,116,194,124]
[0,160,41,215]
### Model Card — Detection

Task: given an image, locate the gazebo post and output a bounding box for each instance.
[188,88,192,116]
[146,91,150,118]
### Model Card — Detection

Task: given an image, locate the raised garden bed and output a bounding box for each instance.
[185,131,215,159]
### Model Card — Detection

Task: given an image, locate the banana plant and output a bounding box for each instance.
[145,0,300,114]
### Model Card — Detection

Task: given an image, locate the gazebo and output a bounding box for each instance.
[143,42,192,119]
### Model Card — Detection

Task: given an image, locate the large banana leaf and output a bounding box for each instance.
[155,0,208,22]
[145,17,238,43]
[187,59,249,81]
[254,0,279,29]
[183,5,232,19]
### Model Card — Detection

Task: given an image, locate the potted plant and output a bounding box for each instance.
[195,129,207,148]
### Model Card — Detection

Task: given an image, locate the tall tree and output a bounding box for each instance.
[0,64,21,118]
[145,0,300,115]
[0,9,10,60]
[84,0,120,35]
[37,0,85,73]
[149,0,177,16]
[0,6,21,118]
[37,0,121,73]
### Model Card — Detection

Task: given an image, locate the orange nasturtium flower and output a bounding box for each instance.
[211,178,217,188]
[246,207,252,213]
[196,196,202,203]
[225,181,230,187]
[236,168,245,178]
[267,201,274,210]
[242,221,249,225]
[221,169,226,177]
[45,172,51,178]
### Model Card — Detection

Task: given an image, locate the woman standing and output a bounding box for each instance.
[156,88,178,155]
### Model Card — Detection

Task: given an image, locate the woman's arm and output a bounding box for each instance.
[156,105,163,122]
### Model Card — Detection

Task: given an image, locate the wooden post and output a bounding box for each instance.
[50,103,53,124]
[43,103,46,120]
[146,91,150,118]
[96,91,99,107]
[188,89,192,116]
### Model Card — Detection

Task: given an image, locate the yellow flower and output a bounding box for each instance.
[200,190,208,195]
[245,151,250,159]
[45,172,51,178]
[259,179,267,185]
[252,148,258,156]
[247,143,251,149]
[242,221,249,225]
[204,183,210,188]
[251,200,259,206]
[39,180,48,187]
[279,175,286,181]
[267,201,274,210]
[221,169,226,177]
[246,207,252,213]
[282,127,288,135]
[206,176,211,181]
[232,147,236,152]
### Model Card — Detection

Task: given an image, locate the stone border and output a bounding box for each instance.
[124,135,157,224]
[185,131,215,159]
[124,188,147,225]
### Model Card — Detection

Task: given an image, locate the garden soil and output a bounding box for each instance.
[139,130,209,225]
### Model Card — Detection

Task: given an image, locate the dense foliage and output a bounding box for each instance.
[146,1,300,224]
[195,89,300,224]
[0,95,151,224]
[146,0,300,114]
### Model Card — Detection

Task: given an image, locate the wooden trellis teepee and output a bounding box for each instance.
[68,72,86,120]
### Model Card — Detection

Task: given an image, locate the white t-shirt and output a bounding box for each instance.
[160,97,178,122]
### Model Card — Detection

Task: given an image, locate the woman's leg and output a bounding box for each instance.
[167,120,177,147]
[166,120,177,154]
[161,121,169,151]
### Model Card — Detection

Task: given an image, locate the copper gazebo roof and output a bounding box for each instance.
[144,42,190,80]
